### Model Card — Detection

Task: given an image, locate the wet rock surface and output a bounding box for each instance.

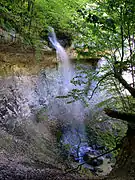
[83,153,103,167]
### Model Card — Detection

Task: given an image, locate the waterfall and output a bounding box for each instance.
[48,27,89,162]
[48,27,72,89]
[48,27,86,125]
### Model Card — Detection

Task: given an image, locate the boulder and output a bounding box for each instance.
[83,153,103,166]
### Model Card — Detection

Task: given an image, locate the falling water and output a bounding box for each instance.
[48,27,88,157]
[48,27,89,125]
[48,27,72,88]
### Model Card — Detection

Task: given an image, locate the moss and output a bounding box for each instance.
[56,130,63,143]
[36,108,48,122]
[85,119,127,156]
[85,125,98,145]
[79,166,93,177]
[97,131,116,150]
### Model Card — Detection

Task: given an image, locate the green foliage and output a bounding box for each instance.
[85,125,98,145]
[56,130,63,143]
[86,119,127,156]
[36,108,48,122]
[67,0,135,114]
[0,0,88,46]
[79,166,93,177]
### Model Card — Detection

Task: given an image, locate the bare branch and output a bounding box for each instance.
[114,71,135,98]
[64,162,85,175]
[104,108,135,124]
[120,6,124,63]
[88,72,113,100]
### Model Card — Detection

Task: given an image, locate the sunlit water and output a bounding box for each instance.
[48,27,72,89]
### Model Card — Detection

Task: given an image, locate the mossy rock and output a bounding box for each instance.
[36,108,48,123]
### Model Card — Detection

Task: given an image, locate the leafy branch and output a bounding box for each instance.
[88,72,113,101]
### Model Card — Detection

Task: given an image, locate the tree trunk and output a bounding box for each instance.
[105,125,135,180]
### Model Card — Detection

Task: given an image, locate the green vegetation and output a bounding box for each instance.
[67,0,135,117]
[36,108,48,122]
[86,117,127,155]
[1,0,135,179]
[0,0,88,45]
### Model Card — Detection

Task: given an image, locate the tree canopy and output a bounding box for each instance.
[68,0,135,123]
[0,0,88,45]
